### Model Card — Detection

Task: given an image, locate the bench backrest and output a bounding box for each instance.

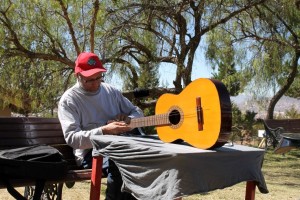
[0,117,78,169]
[263,119,300,133]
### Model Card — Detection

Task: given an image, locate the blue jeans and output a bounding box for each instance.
[81,150,136,200]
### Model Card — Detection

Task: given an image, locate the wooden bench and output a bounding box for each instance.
[0,117,100,200]
[262,119,300,153]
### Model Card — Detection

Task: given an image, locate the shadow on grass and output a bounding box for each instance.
[262,148,300,189]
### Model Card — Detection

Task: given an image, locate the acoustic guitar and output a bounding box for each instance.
[128,78,232,149]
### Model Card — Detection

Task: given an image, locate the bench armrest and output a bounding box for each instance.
[263,121,284,148]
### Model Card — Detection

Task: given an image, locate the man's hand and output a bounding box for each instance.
[115,114,131,124]
[107,114,131,124]
[101,121,132,135]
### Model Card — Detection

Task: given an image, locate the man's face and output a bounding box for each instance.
[78,72,103,92]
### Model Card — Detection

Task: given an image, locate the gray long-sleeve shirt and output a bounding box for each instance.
[58,82,143,165]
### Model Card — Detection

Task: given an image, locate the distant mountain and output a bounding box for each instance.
[230,95,300,118]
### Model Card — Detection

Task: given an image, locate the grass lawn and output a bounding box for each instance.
[0,146,299,200]
[185,148,300,200]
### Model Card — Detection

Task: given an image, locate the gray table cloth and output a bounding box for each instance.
[91,135,268,200]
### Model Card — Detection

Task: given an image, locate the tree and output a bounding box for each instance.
[240,1,300,119]
[205,28,243,96]
[0,0,80,114]
[0,0,268,115]
[103,0,267,91]
[231,103,257,144]
[284,106,300,119]
[285,77,300,99]
[0,0,162,114]
[204,0,300,119]
[0,55,67,116]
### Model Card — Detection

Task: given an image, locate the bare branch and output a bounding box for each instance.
[55,0,81,55]
[90,0,100,52]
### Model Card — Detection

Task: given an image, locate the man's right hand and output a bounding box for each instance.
[101,121,132,135]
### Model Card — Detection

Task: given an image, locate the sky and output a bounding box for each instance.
[108,63,213,90]
[158,63,213,88]
[108,45,214,90]
[158,47,213,88]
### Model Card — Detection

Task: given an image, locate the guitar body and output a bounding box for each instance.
[155,78,232,149]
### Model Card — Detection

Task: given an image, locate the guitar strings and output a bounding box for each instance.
[131,108,212,125]
[132,112,198,122]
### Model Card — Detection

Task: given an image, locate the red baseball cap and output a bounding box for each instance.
[75,52,107,77]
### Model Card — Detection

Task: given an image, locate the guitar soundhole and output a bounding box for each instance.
[169,110,181,125]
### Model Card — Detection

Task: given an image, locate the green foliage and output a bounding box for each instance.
[137,63,159,89]
[205,29,244,96]
[142,106,157,135]
[0,0,111,115]
[135,62,159,135]
[1,0,299,119]
[275,105,300,119]
[285,76,300,99]
[231,103,258,142]
[0,56,68,116]
[211,63,241,96]
[205,0,300,119]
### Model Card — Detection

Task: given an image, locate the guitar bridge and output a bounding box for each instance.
[196,97,204,131]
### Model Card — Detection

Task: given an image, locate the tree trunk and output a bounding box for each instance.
[266,53,299,119]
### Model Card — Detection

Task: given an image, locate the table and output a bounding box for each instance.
[274,133,300,154]
[89,135,268,200]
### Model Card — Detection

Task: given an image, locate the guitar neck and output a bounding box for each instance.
[128,114,171,128]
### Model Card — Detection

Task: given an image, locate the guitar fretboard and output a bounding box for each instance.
[128,113,171,128]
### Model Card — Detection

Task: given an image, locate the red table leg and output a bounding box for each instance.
[90,156,103,200]
[245,181,256,200]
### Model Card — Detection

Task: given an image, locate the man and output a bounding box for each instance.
[58,52,143,200]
